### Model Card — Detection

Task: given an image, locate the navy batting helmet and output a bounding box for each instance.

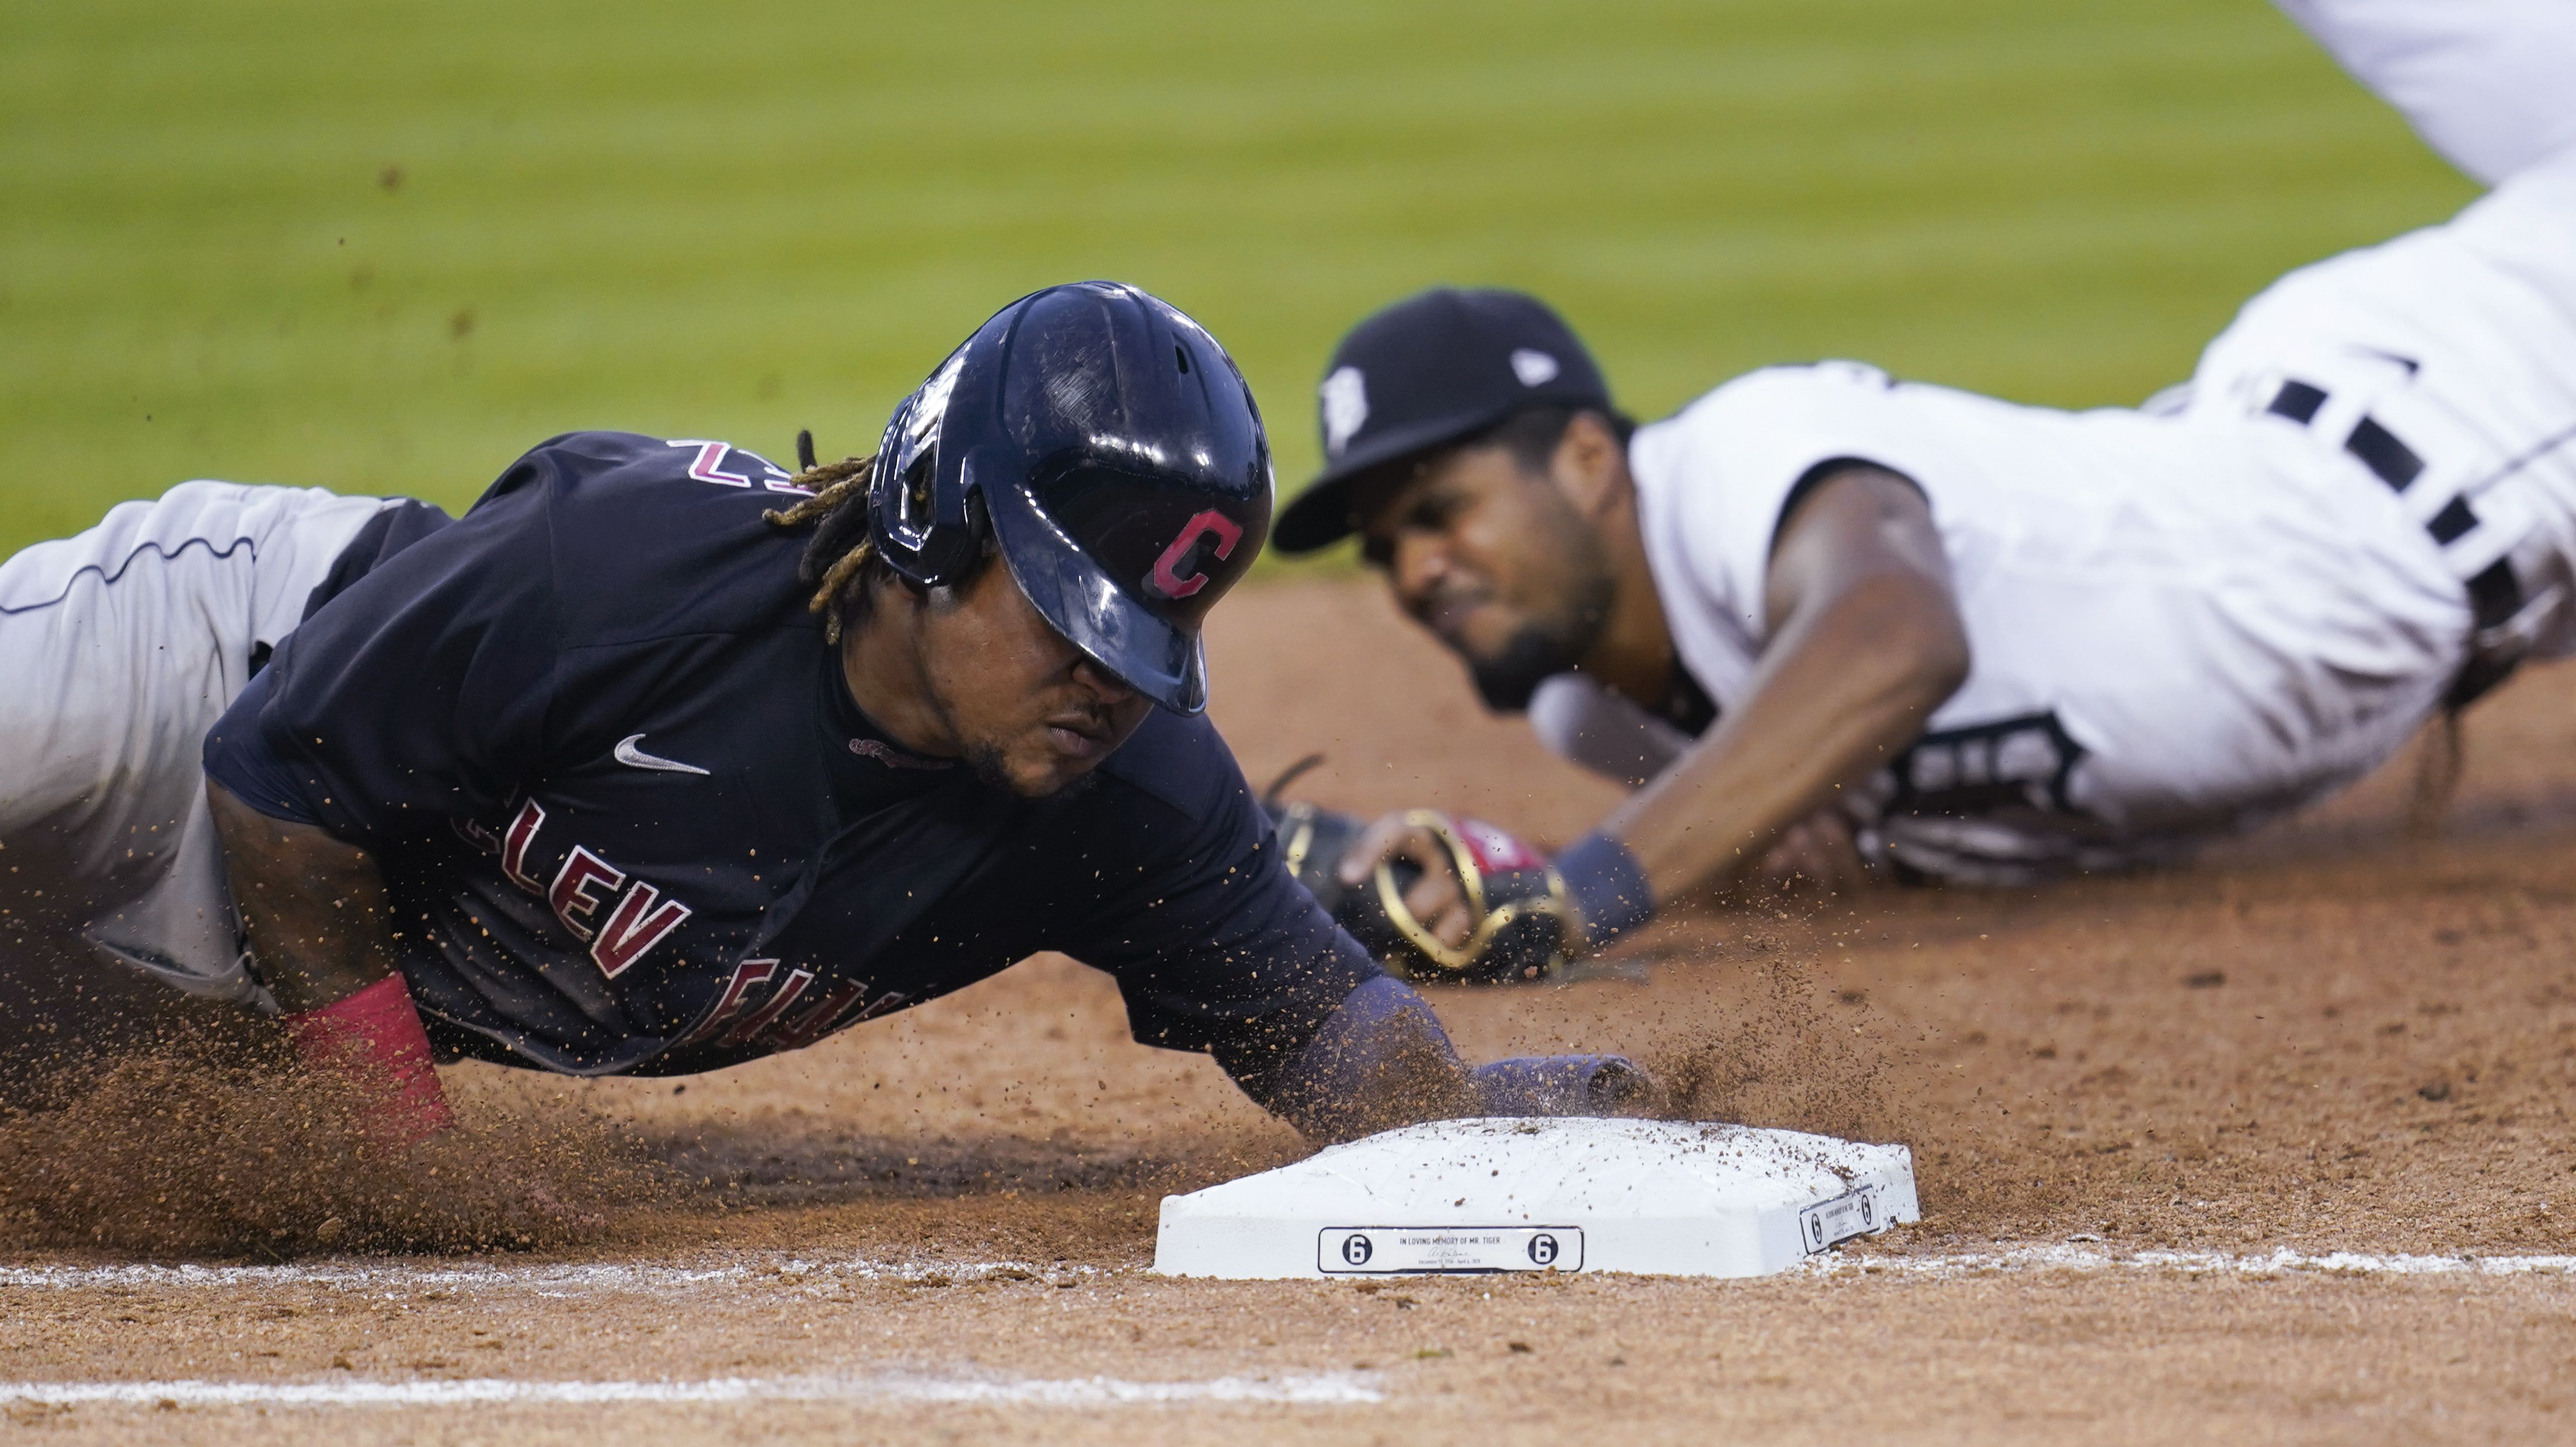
[870,281,1273,714]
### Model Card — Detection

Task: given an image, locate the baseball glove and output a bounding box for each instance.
[1263,759,1576,985]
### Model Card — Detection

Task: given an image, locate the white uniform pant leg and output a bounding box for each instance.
[2275,0,2576,186]
[0,482,388,1006]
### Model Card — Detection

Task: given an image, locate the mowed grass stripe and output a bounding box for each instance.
[1,0,2473,552]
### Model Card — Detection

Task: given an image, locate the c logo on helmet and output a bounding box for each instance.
[1148,508,1245,599]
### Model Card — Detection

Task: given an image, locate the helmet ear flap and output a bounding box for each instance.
[868,413,983,588]
[961,487,991,560]
[871,477,987,588]
[867,343,986,588]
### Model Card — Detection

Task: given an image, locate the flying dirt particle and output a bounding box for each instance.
[379,165,405,191]
[448,309,475,340]
[0,1020,659,1257]
[2418,1079,2453,1101]
[2185,971,2227,989]
[1645,946,1905,1145]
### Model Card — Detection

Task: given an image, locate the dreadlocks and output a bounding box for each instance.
[763,428,880,644]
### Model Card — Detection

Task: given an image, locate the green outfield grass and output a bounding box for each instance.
[1,0,2476,557]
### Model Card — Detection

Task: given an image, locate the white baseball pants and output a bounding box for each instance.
[2275,0,2576,186]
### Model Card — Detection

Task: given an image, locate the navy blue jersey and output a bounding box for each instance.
[203,431,1378,1080]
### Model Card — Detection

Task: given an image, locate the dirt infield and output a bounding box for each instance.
[2,575,2572,1443]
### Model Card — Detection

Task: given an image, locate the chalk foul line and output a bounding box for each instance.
[1812,1244,2576,1279]
[0,1246,2567,1296]
[0,1371,1383,1409]
[0,1256,1095,1294]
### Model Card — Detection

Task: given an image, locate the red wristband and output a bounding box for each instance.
[281,973,456,1145]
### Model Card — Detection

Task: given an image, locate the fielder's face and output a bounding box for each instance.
[910,558,1156,797]
[1355,442,1616,710]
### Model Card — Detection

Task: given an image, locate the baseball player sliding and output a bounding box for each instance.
[1265,0,2576,984]
[0,282,1644,1149]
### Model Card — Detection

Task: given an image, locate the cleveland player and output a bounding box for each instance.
[1264,1,2576,982]
[0,281,1642,1142]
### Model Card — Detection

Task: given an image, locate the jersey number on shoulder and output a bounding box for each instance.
[666,439,810,495]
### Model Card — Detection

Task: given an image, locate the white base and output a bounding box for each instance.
[1153,1117,1917,1279]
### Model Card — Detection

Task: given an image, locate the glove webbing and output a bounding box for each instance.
[1370,809,1576,978]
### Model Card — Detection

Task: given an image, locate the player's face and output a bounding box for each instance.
[915,557,1156,797]
[1355,444,1616,710]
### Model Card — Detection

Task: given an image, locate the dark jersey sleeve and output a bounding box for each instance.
[202,442,565,846]
[1057,711,1384,1083]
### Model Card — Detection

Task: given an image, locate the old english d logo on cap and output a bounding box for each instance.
[1510,348,1561,386]
[1320,367,1369,458]
[1274,287,1614,555]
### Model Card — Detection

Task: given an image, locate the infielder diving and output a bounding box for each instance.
[1262,0,2576,983]
[0,282,1643,1144]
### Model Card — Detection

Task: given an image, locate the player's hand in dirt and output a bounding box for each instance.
[1472,1054,1665,1117]
[1748,808,1867,897]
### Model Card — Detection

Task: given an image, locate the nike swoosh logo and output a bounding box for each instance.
[613,734,710,776]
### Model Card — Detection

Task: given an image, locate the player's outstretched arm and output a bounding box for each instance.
[1074,712,1651,1134]
[1328,464,1966,964]
[207,780,455,1141]
[1241,975,1652,1142]
[1603,463,1968,903]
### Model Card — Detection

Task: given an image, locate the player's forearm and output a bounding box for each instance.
[1256,976,1478,1140]
[1251,977,1652,1141]
[208,780,401,1012]
[1603,570,1968,900]
[210,780,456,1141]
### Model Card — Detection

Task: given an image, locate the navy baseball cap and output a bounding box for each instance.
[1272,287,1611,554]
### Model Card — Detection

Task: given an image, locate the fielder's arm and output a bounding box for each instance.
[1335,464,1966,954]
[1601,463,1968,902]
